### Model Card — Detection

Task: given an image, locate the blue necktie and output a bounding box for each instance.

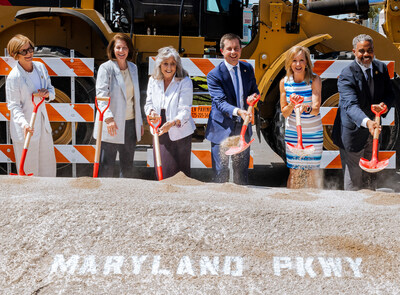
[233,66,241,108]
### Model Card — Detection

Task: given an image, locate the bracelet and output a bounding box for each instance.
[305,105,312,114]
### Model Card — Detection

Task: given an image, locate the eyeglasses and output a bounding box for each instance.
[18,46,34,56]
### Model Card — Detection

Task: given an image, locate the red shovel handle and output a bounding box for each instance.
[95,97,111,121]
[289,93,304,105]
[246,94,260,107]
[32,94,45,112]
[147,115,162,133]
[371,104,387,117]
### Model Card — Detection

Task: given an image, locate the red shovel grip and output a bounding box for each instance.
[371,104,387,117]
[289,93,304,105]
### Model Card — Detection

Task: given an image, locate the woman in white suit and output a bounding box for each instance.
[6,34,56,177]
[145,46,195,179]
[94,33,143,178]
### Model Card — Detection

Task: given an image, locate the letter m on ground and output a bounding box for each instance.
[50,254,80,275]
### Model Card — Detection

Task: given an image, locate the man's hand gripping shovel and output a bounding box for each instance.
[11,94,45,176]
[286,94,315,157]
[359,105,388,173]
[93,97,110,178]
[225,95,260,156]
[147,115,163,180]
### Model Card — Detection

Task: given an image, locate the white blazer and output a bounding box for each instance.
[144,76,195,141]
[94,60,143,144]
[6,61,55,143]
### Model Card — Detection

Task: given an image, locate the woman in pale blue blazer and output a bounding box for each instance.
[145,46,195,179]
[6,34,56,177]
[94,33,143,178]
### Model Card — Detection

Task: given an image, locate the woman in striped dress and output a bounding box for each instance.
[279,46,323,188]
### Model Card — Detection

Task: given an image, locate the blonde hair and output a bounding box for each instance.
[284,46,315,84]
[152,46,188,80]
[7,34,34,60]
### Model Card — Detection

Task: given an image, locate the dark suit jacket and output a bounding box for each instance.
[205,61,259,144]
[332,59,394,152]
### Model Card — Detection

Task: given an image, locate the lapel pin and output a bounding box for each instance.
[244,69,247,73]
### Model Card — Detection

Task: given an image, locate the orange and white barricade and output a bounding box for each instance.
[0,55,95,175]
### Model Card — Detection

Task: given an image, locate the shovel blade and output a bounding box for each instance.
[225,139,254,156]
[287,143,315,157]
[359,157,389,173]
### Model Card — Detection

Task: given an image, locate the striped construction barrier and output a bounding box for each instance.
[313,60,395,79]
[0,144,95,164]
[149,57,256,77]
[0,103,94,122]
[0,144,395,169]
[0,57,396,170]
[0,57,94,77]
[146,149,254,169]
[321,150,396,169]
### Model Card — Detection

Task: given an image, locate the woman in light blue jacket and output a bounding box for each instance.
[6,34,56,176]
[145,46,195,179]
[94,33,143,178]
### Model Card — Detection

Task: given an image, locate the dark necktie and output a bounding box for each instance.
[366,68,374,98]
[233,66,241,108]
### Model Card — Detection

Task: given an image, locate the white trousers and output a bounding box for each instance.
[13,114,56,177]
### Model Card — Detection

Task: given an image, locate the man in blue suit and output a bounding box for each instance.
[205,33,259,184]
[332,34,394,190]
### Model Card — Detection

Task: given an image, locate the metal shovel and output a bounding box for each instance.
[147,115,163,180]
[359,105,388,173]
[93,96,110,178]
[286,94,315,157]
[12,94,45,176]
[225,95,260,156]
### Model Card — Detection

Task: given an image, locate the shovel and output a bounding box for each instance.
[286,94,315,157]
[359,105,388,173]
[147,115,163,180]
[12,94,45,176]
[225,95,260,156]
[93,96,110,178]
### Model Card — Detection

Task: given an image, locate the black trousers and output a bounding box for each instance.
[99,119,137,178]
[340,135,377,190]
[154,109,192,179]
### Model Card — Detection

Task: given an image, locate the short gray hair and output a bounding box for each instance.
[152,46,188,80]
[352,34,374,49]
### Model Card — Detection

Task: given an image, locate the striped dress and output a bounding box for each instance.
[284,76,323,169]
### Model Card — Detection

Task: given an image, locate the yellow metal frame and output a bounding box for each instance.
[257,33,332,102]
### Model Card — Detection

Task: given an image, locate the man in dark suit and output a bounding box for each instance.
[332,34,394,190]
[205,33,259,184]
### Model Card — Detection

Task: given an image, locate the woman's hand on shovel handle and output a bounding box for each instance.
[36,89,49,99]
[159,119,179,136]
[148,110,161,123]
[23,124,34,138]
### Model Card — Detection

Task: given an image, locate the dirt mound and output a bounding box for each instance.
[362,190,400,206]
[160,171,204,186]
[269,190,318,201]
[2,176,400,294]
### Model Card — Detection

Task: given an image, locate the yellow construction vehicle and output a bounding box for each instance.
[0,0,399,175]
